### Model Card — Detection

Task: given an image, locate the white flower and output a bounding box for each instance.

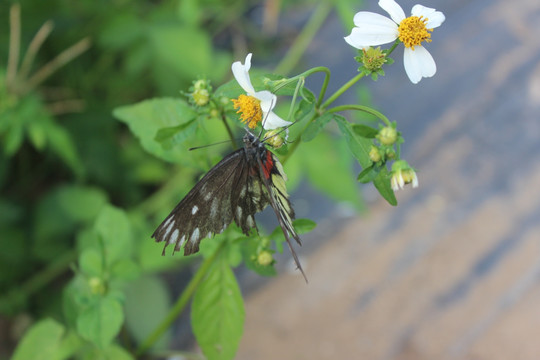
[390,160,419,191]
[231,53,291,129]
[344,0,445,84]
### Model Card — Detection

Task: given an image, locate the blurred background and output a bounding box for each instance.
[2,0,540,359]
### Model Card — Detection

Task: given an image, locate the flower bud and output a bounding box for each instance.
[377,126,398,145]
[264,129,285,148]
[360,47,387,72]
[192,88,210,106]
[369,146,382,162]
[88,277,106,295]
[390,160,418,191]
[257,250,274,266]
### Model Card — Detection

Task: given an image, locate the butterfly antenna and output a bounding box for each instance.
[189,139,240,151]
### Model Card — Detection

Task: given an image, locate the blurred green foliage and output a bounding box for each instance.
[0,0,373,359]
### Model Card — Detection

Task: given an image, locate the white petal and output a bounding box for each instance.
[378,0,406,24]
[254,90,277,113]
[403,46,436,84]
[263,112,292,130]
[352,11,396,27]
[411,5,445,28]
[231,53,256,94]
[412,173,419,188]
[344,17,398,48]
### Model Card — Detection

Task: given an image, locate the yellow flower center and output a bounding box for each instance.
[397,16,432,50]
[231,94,263,129]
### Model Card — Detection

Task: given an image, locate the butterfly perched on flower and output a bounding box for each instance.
[152,52,306,280]
[151,129,306,280]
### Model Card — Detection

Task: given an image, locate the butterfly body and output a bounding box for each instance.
[152,130,306,280]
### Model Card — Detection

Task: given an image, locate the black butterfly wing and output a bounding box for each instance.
[152,148,249,255]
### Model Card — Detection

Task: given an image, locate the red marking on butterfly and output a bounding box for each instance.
[262,150,274,179]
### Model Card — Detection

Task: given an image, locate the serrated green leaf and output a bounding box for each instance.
[352,124,379,138]
[94,205,132,265]
[12,318,65,360]
[113,98,197,163]
[373,167,397,206]
[334,114,372,168]
[77,295,124,348]
[124,276,171,350]
[301,113,333,142]
[192,255,245,360]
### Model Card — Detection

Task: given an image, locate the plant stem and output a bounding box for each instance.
[135,244,224,356]
[23,37,91,94]
[7,4,21,90]
[320,72,365,109]
[19,20,54,81]
[327,104,391,126]
[274,1,332,75]
[221,111,237,150]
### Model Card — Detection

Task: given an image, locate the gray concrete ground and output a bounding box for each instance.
[235,0,540,359]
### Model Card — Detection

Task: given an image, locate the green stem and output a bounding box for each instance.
[320,72,365,110]
[274,1,332,75]
[221,111,237,150]
[327,104,391,126]
[135,243,224,356]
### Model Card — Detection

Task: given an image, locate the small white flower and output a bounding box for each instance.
[344,0,445,84]
[390,160,419,191]
[231,53,291,129]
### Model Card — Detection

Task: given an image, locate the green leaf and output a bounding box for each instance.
[113,98,197,163]
[33,185,108,261]
[296,132,363,209]
[373,167,397,206]
[357,164,377,183]
[292,218,317,234]
[192,254,245,360]
[154,118,198,150]
[79,249,103,277]
[334,114,372,168]
[124,276,171,350]
[46,124,85,177]
[12,319,65,360]
[94,205,132,265]
[301,113,333,142]
[352,124,379,138]
[76,295,124,348]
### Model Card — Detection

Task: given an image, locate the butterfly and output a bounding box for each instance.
[151,129,306,281]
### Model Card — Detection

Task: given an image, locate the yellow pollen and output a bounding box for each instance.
[397,15,432,50]
[231,94,263,129]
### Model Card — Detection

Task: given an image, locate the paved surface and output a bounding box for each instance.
[235,0,540,359]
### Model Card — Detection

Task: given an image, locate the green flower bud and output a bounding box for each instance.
[360,47,387,72]
[89,277,106,295]
[192,88,210,106]
[377,126,398,145]
[257,250,274,266]
[369,146,382,162]
[264,129,285,148]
